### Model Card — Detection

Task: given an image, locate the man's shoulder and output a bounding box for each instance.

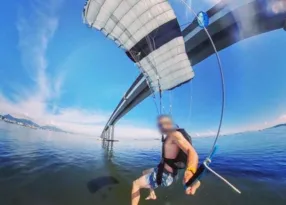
[169,130,184,139]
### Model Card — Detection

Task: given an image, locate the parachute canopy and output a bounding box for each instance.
[83,0,194,92]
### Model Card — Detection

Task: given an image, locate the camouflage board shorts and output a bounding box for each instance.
[145,167,174,189]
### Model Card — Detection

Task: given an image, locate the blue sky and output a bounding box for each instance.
[0,0,286,138]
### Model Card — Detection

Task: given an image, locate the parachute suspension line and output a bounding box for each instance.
[181,0,242,195]
[128,50,161,115]
[179,0,225,158]
[159,87,162,114]
[143,3,168,116]
[146,35,163,115]
[187,81,193,126]
[169,90,173,115]
[144,1,172,116]
[152,93,160,115]
[98,1,162,116]
[142,0,163,114]
[162,105,166,114]
[204,25,225,158]
[143,7,170,116]
[132,54,161,117]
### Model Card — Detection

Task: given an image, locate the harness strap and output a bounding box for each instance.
[163,158,179,170]
[156,162,164,185]
[156,135,165,185]
[156,134,178,185]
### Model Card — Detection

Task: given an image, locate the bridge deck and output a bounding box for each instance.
[102,0,286,138]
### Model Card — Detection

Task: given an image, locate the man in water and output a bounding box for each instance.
[131,115,201,205]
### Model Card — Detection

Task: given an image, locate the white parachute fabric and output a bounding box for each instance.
[83,0,194,91]
[139,37,193,91]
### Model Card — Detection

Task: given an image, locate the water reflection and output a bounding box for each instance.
[101,139,115,160]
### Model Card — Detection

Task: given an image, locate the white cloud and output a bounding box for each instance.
[16,0,61,100]
[278,114,286,123]
[0,0,161,139]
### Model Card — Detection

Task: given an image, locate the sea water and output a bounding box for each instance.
[0,121,285,205]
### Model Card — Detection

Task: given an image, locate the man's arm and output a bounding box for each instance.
[172,131,201,195]
[172,131,199,193]
[172,131,199,170]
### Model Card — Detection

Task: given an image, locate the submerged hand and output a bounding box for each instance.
[183,170,201,195]
[183,170,194,195]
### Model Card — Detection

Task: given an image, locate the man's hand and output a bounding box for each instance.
[172,131,200,195]
[183,170,194,195]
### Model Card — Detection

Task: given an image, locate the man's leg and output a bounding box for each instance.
[142,168,154,175]
[131,174,152,205]
[145,189,157,200]
[142,168,157,200]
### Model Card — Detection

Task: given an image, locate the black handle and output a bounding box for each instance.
[185,164,206,187]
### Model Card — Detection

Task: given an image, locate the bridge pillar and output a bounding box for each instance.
[105,130,108,140]
[107,128,111,140]
[109,127,112,140]
[111,126,115,141]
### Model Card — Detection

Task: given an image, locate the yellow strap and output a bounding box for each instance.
[186,167,197,174]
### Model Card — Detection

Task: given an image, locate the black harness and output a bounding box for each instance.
[156,129,192,185]
[156,136,177,186]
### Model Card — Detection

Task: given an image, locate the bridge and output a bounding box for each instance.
[101,0,286,140]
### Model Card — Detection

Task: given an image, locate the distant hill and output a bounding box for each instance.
[2,114,68,133]
[4,114,40,127]
[263,123,286,131]
[269,123,286,129]
[41,125,66,133]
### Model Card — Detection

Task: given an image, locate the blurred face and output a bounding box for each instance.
[157,116,173,133]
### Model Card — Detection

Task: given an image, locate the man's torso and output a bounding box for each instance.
[163,131,180,172]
